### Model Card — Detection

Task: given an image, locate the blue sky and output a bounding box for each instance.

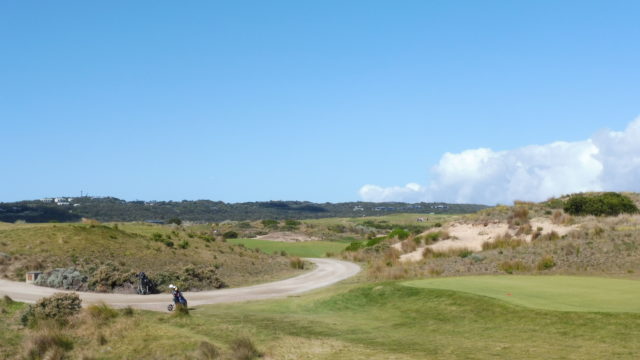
[1,1,639,204]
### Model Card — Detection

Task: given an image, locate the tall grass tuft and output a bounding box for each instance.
[482,233,526,250]
[23,328,74,360]
[499,261,529,274]
[86,303,119,324]
[172,303,189,316]
[198,341,220,359]
[230,336,262,360]
[537,255,556,271]
[289,257,304,269]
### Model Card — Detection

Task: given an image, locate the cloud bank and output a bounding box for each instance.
[359,117,640,205]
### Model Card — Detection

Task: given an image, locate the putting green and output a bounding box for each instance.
[403,276,640,313]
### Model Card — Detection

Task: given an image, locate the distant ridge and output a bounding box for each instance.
[0,197,488,223]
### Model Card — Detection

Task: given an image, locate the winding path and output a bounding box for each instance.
[0,258,360,311]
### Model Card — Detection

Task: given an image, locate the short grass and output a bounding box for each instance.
[227,238,349,257]
[8,281,640,359]
[404,275,640,312]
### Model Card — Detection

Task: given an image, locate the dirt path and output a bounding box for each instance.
[0,258,360,311]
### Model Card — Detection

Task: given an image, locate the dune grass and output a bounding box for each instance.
[403,275,640,312]
[227,238,349,257]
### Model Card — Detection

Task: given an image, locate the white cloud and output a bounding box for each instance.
[359,117,640,205]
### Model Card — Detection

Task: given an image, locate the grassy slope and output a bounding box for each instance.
[0,222,300,288]
[304,213,454,228]
[227,238,349,257]
[404,275,640,312]
[5,280,640,359]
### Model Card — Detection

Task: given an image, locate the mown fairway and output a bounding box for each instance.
[228,238,349,257]
[404,275,640,312]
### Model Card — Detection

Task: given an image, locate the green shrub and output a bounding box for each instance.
[564,192,639,216]
[344,242,364,252]
[261,219,279,228]
[88,263,135,291]
[150,232,164,242]
[284,219,301,227]
[424,231,449,243]
[387,228,410,240]
[366,237,384,247]
[178,240,190,249]
[537,255,556,271]
[223,231,239,239]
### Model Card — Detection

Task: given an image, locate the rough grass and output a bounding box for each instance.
[4,281,640,358]
[227,238,349,258]
[0,222,301,289]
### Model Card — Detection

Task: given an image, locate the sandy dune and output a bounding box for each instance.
[399,218,578,262]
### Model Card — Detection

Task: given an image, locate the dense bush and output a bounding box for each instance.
[88,263,135,291]
[223,231,239,239]
[563,193,639,216]
[261,219,279,228]
[32,293,82,323]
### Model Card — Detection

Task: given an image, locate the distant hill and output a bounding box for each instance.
[0,197,488,223]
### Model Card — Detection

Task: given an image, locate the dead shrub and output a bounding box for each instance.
[516,223,532,236]
[401,239,417,253]
[509,206,530,226]
[230,336,262,360]
[537,231,560,241]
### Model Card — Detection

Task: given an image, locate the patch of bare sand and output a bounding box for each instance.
[398,218,578,262]
[256,232,319,242]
